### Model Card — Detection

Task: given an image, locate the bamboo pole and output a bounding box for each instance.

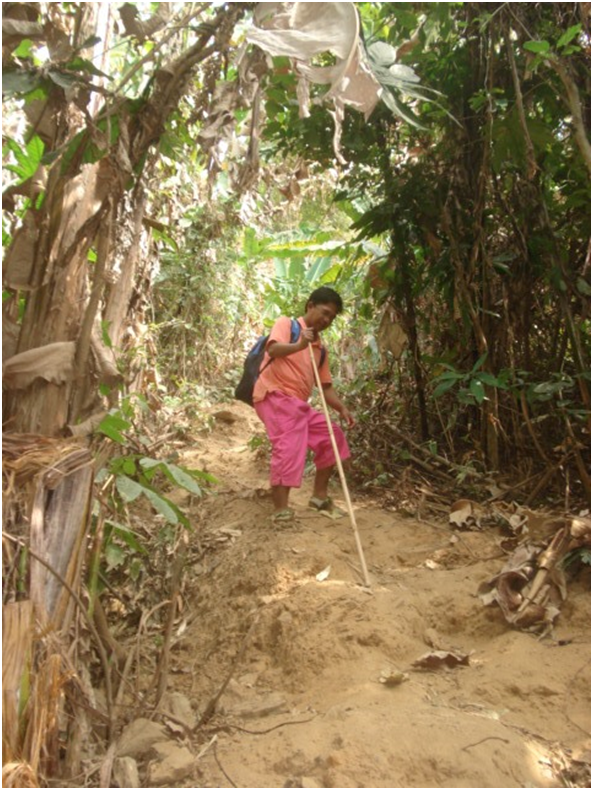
[308,344,371,589]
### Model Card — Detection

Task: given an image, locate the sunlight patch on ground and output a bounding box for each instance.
[526,739,561,788]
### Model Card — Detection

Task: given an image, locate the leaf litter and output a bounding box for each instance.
[93,401,590,789]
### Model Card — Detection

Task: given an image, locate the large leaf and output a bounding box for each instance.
[366,41,397,68]
[523,40,550,54]
[388,64,421,84]
[247,2,383,159]
[105,543,126,570]
[139,458,203,496]
[476,372,508,389]
[116,475,143,503]
[163,463,203,495]
[1,69,43,95]
[4,135,45,185]
[470,379,487,403]
[306,256,335,282]
[556,24,581,49]
[106,520,147,554]
[433,378,459,398]
[266,239,346,257]
[98,413,132,444]
[48,70,80,90]
[143,487,190,528]
[380,89,427,129]
[471,352,489,373]
[65,56,111,79]
[144,488,180,524]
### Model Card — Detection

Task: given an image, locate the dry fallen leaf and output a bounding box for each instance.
[423,559,440,570]
[379,669,409,687]
[315,565,331,582]
[412,650,471,670]
[449,499,482,529]
[319,508,345,520]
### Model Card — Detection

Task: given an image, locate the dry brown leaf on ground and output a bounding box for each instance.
[379,668,409,686]
[492,501,569,541]
[449,498,488,529]
[570,515,591,541]
[411,650,471,670]
[315,565,331,582]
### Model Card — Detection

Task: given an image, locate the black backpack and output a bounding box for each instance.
[234,319,325,406]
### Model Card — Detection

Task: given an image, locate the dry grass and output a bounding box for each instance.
[2,761,39,788]
[3,434,94,785]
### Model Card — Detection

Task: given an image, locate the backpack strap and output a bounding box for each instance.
[259,318,299,377]
[289,318,300,343]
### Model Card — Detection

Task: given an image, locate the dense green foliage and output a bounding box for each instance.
[2,1,590,506]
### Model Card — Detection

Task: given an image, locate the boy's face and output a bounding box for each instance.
[305,301,339,334]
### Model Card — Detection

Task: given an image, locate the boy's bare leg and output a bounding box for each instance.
[312,465,334,501]
[272,485,291,512]
[313,458,351,501]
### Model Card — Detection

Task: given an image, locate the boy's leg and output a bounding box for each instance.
[312,464,334,501]
[312,459,351,505]
[308,409,350,468]
[272,484,291,511]
[254,392,310,513]
[307,407,350,502]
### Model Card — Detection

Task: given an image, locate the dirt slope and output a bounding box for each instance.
[164,401,590,789]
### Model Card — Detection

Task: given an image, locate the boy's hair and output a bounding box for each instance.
[306,286,344,314]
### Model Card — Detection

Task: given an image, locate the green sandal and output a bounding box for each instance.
[308,497,346,519]
[270,508,297,525]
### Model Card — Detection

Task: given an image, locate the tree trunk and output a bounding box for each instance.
[398,255,429,441]
[3,4,246,437]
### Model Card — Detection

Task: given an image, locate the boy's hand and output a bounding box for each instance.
[298,327,315,347]
[340,407,356,428]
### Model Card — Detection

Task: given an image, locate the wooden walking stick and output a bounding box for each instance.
[308,344,371,589]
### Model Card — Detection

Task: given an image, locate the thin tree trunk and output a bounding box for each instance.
[398,255,429,441]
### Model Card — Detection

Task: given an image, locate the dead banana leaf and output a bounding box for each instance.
[2,342,75,389]
[377,306,407,360]
[3,213,39,289]
[247,2,382,160]
[478,544,539,614]
[478,519,586,633]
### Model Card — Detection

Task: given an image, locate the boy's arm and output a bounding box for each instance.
[322,384,356,427]
[268,326,314,358]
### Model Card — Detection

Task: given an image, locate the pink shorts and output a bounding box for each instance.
[254,391,350,488]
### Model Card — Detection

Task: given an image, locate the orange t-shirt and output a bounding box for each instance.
[253,316,331,403]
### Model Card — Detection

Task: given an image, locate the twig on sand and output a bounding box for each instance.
[462,736,510,751]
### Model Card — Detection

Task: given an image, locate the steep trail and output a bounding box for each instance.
[149,401,590,789]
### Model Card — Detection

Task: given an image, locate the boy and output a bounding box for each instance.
[253,287,355,523]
